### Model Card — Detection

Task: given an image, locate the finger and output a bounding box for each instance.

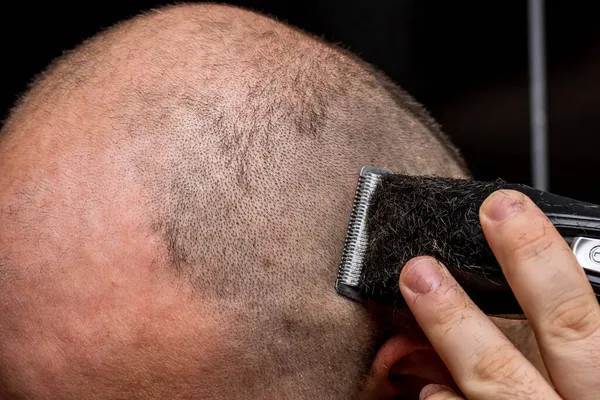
[481,190,600,399]
[400,256,558,400]
[420,384,463,400]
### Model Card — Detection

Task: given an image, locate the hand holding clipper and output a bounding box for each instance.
[401,190,600,400]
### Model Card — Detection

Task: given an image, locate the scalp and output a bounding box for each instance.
[0,3,466,398]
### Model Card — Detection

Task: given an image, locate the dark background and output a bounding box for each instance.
[2,1,599,201]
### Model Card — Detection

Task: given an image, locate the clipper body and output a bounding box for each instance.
[336,167,600,315]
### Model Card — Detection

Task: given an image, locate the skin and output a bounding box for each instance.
[399,190,600,399]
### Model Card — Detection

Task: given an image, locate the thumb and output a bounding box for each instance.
[420,384,463,400]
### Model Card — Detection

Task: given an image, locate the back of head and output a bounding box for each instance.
[0,4,466,399]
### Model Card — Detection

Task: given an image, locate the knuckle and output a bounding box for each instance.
[470,343,522,383]
[429,286,474,327]
[507,218,555,263]
[462,343,540,398]
[543,291,600,342]
[432,307,462,327]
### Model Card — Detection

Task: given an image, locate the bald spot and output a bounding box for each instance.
[0,4,481,399]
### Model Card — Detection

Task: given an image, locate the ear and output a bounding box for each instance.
[359,334,457,400]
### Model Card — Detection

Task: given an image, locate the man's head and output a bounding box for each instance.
[0,4,466,399]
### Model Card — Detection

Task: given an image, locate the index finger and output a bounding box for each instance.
[399,256,558,400]
[480,190,600,399]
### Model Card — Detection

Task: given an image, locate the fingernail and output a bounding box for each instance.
[420,384,454,400]
[481,190,525,221]
[402,257,444,294]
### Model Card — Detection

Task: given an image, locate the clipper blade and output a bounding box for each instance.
[335,166,391,302]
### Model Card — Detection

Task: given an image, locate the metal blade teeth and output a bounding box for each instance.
[337,168,387,287]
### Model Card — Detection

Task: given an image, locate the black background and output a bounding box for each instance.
[2,1,599,201]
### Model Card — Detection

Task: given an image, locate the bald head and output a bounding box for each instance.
[0,4,466,399]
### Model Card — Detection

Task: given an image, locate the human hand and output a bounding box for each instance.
[399,189,600,399]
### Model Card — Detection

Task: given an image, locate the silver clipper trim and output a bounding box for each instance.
[571,237,600,276]
[335,166,391,301]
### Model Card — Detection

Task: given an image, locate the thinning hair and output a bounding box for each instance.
[0,4,467,399]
